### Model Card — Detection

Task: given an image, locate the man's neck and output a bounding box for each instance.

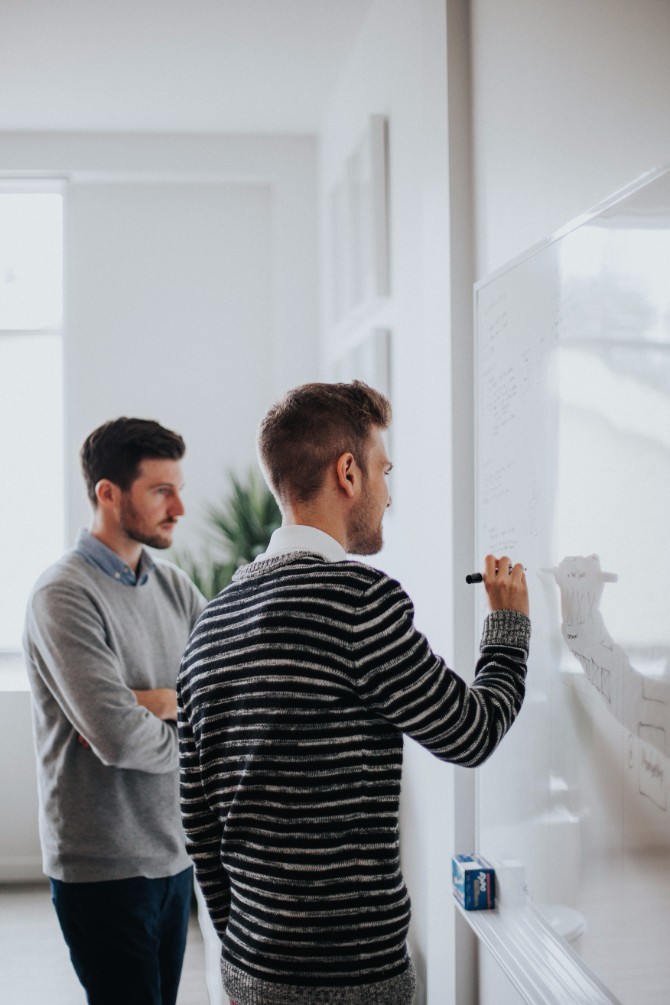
[89,523,143,573]
[281,512,347,552]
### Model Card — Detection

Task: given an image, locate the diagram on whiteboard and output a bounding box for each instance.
[548,554,668,809]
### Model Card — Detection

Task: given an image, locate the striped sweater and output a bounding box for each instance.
[177,551,530,1005]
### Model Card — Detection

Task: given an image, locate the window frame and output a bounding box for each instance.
[0,178,67,664]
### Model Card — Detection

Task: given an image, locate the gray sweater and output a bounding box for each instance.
[24,545,204,882]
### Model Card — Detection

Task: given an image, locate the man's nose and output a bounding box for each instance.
[170,493,186,517]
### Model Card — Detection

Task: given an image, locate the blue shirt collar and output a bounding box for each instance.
[75,528,155,586]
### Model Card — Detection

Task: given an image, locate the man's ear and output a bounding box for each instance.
[94,478,119,508]
[335,452,358,498]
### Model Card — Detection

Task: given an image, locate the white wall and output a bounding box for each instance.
[469,2,670,1001]
[319,2,476,1003]
[66,179,273,549]
[471,0,670,278]
[0,689,41,879]
[0,130,319,881]
[0,131,319,552]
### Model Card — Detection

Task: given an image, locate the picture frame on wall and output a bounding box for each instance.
[329,115,390,325]
[331,327,391,400]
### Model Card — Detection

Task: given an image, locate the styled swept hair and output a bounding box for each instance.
[80,417,185,506]
[257,381,391,505]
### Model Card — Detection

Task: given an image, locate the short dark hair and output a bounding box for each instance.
[257,381,391,505]
[80,417,186,506]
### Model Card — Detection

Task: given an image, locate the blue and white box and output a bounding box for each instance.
[452,854,496,910]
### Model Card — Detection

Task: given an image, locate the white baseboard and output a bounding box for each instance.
[0,856,44,883]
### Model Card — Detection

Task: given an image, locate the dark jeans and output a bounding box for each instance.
[50,866,193,1005]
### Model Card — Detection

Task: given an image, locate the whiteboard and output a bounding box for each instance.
[474,165,670,1005]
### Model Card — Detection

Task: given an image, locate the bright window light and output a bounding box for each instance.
[0,192,63,330]
[0,188,65,653]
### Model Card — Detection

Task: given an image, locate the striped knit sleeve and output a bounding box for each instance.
[177,688,230,940]
[352,575,530,767]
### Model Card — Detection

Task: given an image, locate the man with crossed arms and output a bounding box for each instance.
[24,417,205,1005]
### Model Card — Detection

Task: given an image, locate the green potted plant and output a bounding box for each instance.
[175,469,281,599]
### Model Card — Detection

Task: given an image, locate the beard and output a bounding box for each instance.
[346,486,383,556]
[119,496,175,550]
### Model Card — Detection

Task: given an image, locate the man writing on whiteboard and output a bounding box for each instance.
[178,381,530,1005]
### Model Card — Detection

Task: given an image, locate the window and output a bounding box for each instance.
[0,184,65,654]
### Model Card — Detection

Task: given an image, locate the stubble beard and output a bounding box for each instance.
[346,488,383,556]
[119,496,175,551]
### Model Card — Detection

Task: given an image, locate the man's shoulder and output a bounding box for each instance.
[330,557,396,587]
[235,552,402,599]
[25,552,103,630]
[151,557,206,608]
[31,549,92,595]
[335,560,409,605]
[152,556,199,589]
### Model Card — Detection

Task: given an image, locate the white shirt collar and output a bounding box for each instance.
[255,525,347,563]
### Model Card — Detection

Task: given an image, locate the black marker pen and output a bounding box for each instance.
[465,566,523,584]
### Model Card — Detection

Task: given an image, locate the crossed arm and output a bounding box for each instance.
[28,582,180,772]
[78,688,177,749]
[133,687,177,721]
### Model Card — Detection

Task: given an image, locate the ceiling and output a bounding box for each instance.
[0,0,374,135]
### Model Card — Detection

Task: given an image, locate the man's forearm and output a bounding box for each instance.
[133,688,178,721]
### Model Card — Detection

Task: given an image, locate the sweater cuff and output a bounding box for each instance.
[481,609,531,651]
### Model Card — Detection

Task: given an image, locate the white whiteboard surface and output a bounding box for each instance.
[474,165,670,1005]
